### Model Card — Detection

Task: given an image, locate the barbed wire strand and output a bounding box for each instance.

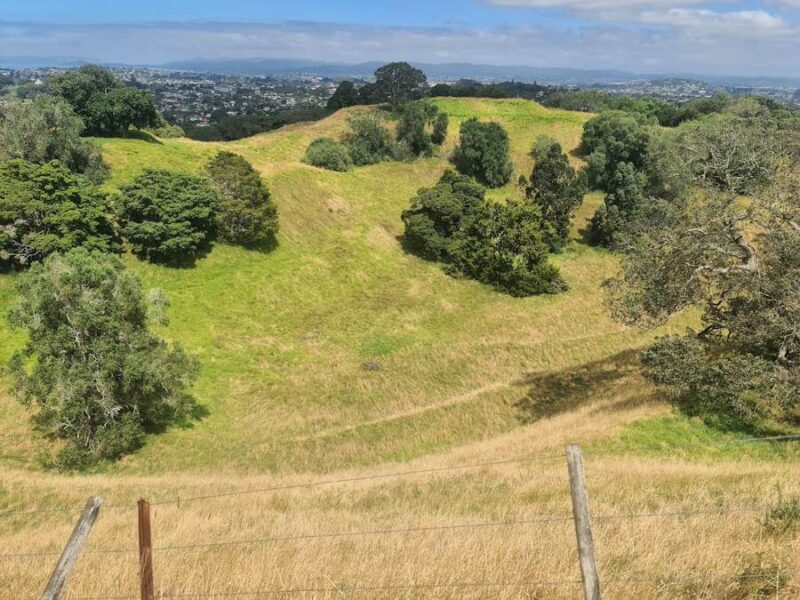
[6,433,800,520]
[139,453,565,508]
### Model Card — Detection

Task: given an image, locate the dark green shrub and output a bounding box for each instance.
[452,118,513,188]
[402,170,565,296]
[0,159,119,268]
[116,169,218,263]
[431,113,449,145]
[206,151,278,247]
[526,138,586,252]
[589,162,645,247]
[304,137,353,172]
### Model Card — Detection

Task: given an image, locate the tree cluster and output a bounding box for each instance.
[604,101,800,433]
[0,93,108,182]
[402,170,566,296]
[305,101,449,171]
[49,65,160,136]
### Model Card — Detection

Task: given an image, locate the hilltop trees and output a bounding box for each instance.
[327,81,360,111]
[0,160,119,269]
[8,249,197,468]
[206,151,278,247]
[0,95,108,182]
[50,64,160,135]
[374,62,428,109]
[526,138,585,251]
[396,100,446,157]
[402,170,565,296]
[116,170,218,263]
[453,118,513,188]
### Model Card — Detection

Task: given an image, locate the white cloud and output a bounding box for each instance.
[638,8,791,35]
[1,20,799,77]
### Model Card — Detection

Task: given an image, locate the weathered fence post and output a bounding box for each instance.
[137,499,155,600]
[40,496,104,600]
[566,444,602,600]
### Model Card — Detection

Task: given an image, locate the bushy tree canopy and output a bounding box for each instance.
[205,151,278,247]
[402,171,565,296]
[304,137,353,172]
[396,100,440,157]
[0,159,119,268]
[0,95,108,182]
[342,114,395,166]
[606,116,800,432]
[581,111,651,191]
[50,64,160,136]
[431,112,449,145]
[374,62,428,109]
[526,138,585,251]
[452,118,513,188]
[327,81,360,111]
[116,169,218,263]
[589,162,646,247]
[401,170,485,261]
[8,249,198,468]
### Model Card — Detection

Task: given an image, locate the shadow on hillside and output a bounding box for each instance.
[240,235,279,255]
[514,348,655,424]
[147,400,210,435]
[124,130,162,144]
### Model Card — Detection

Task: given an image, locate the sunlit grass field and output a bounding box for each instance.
[1,98,798,599]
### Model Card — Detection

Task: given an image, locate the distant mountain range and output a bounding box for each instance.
[3,55,800,88]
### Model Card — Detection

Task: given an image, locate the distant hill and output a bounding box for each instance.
[159,57,638,84]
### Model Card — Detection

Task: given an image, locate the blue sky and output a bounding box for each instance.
[2,1,800,76]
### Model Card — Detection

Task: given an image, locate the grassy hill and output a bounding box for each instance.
[1,98,799,599]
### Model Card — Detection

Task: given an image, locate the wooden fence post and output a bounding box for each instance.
[137,499,155,600]
[566,444,602,600]
[40,496,104,600]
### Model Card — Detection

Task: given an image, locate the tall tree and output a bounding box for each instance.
[205,151,278,247]
[580,110,650,191]
[452,118,513,188]
[49,64,160,135]
[327,81,360,111]
[374,62,428,109]
[0,95,108,182]
[526,138,585,251]
[8,249,198,468]
[606,114,800,432]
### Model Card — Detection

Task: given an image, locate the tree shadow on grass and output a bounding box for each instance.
[514,348,655,424]
[124,130,162,144]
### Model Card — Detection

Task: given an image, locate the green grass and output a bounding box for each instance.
[592,414,800,463]
[0,98,689,475]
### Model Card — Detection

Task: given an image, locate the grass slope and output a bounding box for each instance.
[2,98,797,599]
[5,98,673,475]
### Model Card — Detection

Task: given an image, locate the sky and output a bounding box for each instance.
[2,0,800,77]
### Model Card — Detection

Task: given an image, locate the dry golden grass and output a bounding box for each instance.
[2,391,799,599]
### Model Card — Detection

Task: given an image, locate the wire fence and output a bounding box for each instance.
[3,435,799,600]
